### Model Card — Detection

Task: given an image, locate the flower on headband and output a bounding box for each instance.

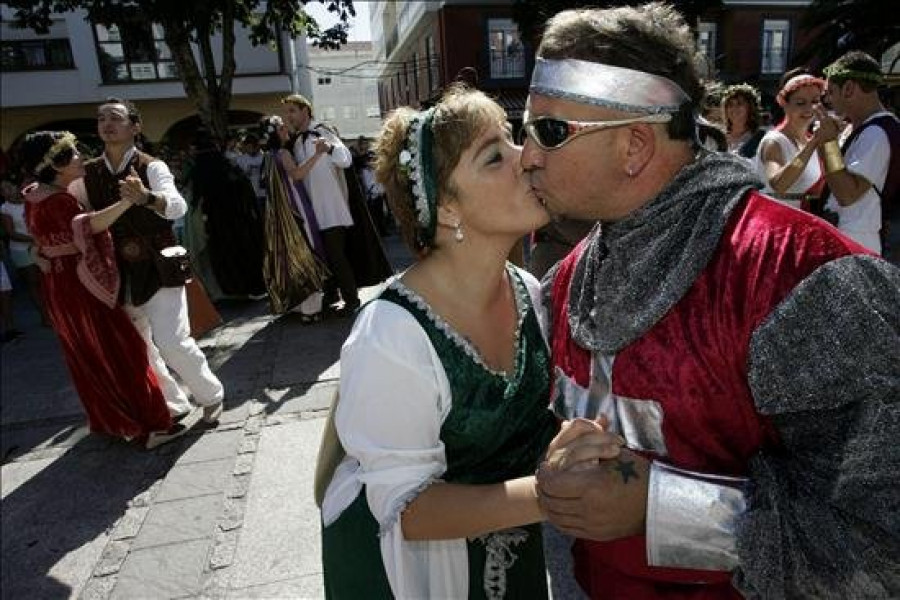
[32,131,77,175]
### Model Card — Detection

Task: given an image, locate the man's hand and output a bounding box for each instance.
[118,166,149,206]
[314,138,332,155]
[537,448,650,541]
[812,106,843,144]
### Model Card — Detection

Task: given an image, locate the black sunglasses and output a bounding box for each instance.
[522,113,672,150]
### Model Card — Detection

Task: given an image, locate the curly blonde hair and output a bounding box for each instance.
[373,84,506,254]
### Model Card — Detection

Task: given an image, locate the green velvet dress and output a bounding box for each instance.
[322,266,558,599]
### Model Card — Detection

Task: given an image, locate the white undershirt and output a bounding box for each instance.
[825,111,894,254]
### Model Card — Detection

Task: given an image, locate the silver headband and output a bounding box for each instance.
[530,58,689,115]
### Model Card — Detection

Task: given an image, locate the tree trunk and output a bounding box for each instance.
[164,20,228,145]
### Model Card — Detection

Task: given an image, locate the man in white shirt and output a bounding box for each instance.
[818,51,899,256]
[282,94,360,314]
[70,98,224,423]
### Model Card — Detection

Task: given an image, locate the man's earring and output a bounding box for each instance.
[455,221,464,243]
[626,166,634,178]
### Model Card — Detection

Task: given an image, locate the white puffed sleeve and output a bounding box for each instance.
[322,298,469,598]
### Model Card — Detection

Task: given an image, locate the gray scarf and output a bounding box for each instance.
[569,151,761,354]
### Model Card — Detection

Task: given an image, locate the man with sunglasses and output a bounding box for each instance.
[524,5,900,599]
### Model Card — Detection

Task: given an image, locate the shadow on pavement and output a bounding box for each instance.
[0,433,192,598]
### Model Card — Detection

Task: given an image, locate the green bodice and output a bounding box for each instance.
[379,266,558,482]
[323,265,557,600]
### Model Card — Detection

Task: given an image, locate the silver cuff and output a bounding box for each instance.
[646,461,747,571]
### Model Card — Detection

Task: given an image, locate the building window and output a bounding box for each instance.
[697,21,717,77]
[1,38,74,71]
[366,106,380,118]
[761,19,790,75]
[317,76,332,85]
[426,35,439,92]
[94,21,177,83]
[322,106,337,120]
[488,18,524,79]
[342,105,358,119]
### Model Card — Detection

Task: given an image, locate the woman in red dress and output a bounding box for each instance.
[21,131,179,448]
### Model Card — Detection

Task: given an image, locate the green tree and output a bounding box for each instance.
[798,0,900,66]
[5,0,355,144]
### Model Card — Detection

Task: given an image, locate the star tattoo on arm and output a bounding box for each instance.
[613,458,639,484]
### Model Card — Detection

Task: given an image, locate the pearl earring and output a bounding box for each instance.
[627,166,634,178]
[454,221,464,243]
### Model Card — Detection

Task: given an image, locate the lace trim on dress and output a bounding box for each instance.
[389,264,531,380]
[377,476,441,537]
[473,527,529,600]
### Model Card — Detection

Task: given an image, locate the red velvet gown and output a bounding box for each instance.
[24,186,171,440]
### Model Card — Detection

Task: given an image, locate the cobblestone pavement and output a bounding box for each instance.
[1,234,585,600]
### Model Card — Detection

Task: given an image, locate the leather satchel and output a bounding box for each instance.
[154,245,192,287]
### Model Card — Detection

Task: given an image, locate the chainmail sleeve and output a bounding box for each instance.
[739,254,900,599]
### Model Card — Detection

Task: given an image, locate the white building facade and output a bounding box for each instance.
[305,41,383,140]
[0,6,311,153]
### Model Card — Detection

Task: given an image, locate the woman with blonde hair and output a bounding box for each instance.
[753,68,828,210]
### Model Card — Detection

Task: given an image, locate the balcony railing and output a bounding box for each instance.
[489,49,524,79]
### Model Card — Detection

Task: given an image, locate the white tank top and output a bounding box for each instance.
[754,129,823,208]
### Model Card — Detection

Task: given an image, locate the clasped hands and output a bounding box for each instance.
[118,167,153,207]
[812,106,844,145]
[313,138,332,155]
[536,416,650,541]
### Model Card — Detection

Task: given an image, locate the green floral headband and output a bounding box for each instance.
[398,107,438,249]
[722,83,761,108]
[822,64,884,85]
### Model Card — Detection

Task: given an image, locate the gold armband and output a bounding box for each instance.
[821,140,846,174]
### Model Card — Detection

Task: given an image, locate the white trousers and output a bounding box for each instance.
[126,286,224,416]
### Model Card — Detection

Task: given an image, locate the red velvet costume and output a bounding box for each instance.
[25,186,171,440]
[549,191,870,598]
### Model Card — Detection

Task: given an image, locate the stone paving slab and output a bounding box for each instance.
[153,458,234,504]
[175,429,243,465]
[265,380,338,417]
[226,418,325,594]
[226,574,323,599]
[112,539,211,599]
[132,494,224,550]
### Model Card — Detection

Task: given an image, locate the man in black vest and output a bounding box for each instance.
[70,98,224,422]
[817,51,900,260]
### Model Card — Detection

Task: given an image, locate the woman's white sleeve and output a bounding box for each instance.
[335,300,468,598]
